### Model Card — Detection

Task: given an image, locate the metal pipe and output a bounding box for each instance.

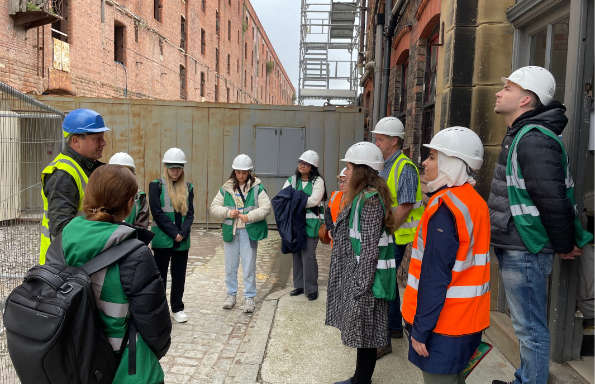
[372,14,384,129]
[380,0,407,117]
[359,0,366,56]
[379,0,391,117]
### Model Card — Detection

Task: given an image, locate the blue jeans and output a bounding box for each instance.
[388,244,407,334]
[224,229,257,298]
[495,247,553,384]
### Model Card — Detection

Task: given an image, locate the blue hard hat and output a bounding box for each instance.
[62,108,110,134]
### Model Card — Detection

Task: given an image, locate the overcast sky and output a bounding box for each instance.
[251,0,301,92]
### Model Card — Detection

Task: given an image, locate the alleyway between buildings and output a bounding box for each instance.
[159,228,514,383]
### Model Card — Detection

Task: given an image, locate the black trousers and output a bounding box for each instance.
[153,248,189,313]
[352,348,377,384]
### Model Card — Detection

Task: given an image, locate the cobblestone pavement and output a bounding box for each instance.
[158,227,332,383]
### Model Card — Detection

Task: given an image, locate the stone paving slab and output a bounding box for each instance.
[159,228,288,383]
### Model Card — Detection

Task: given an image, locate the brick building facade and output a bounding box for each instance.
[0,0,295,105]
[360,0,515,197]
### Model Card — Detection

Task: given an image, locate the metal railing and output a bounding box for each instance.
[0,81,63,383]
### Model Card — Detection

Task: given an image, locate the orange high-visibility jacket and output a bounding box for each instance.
[402,183,491,336]
[328,190,344,224]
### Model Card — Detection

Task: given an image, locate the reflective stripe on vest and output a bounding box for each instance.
[150,179,193,250]
[221,183,268,242]
[39,153,88,264]
[402,183,491,336]
[506,125,593,253]
[349,190,397,301]
[289,176,323,238]
[386,153,424,244]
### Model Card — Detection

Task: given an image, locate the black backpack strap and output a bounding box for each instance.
[81,239,145,275]
[44,233,65,266]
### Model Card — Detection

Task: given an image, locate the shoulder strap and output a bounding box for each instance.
[81,239,145,275]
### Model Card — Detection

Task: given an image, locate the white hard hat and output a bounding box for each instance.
[341,141,384,171]
[370,116,405,138]
[339,167,347,178]
[162,147,187,164]
[423,127,484,170]
[503,66,556,106]
[109,152,135,169]
[299,149,320,168]
[232,154,253,170]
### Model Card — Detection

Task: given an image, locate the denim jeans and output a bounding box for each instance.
[224,228,257,298]
[495,247,553,384]
[388,244,407,333]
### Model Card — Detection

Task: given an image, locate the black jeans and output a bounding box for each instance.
[353,348,376,384]
[153,248,189,313]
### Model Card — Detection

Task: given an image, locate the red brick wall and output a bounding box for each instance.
[0,0,294,105]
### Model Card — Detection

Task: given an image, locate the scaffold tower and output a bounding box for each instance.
[298,0,360,105]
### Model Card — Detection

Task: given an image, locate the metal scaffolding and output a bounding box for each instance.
[298,0,360,105]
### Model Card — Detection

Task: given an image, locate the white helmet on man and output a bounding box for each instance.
[299,149,320,168]
[162,147,187,164]
[232,154,254,170]
[109,152,135,170]
[341,141,384,171]
[370,116,405,138]
[423,127,484,170]
[503,66,556,106]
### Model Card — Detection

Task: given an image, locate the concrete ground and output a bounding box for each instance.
[156,228,589,383]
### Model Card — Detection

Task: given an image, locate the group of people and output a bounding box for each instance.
[324,65,592,384]
[36,64,592,384]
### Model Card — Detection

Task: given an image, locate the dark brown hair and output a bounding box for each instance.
[229,169,255,191]
[344,164,396,232]
[83,164,138,222]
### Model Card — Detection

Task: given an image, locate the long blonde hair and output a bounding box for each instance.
[164,166,188,215]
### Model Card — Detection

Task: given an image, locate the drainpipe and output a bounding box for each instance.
[359,0,366,57]
[372,13,384,130]
[380,0,406,118]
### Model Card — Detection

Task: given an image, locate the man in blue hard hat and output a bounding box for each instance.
[39,108,110,264]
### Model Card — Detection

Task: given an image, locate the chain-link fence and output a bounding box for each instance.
[0,81,63,383]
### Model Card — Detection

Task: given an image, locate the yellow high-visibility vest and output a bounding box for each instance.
[39,153,87,264]
[386,152,424,244]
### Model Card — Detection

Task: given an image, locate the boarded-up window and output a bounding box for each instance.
[201,29,206,55]
[254,127,305,176]
[200,72,205,97]
[180,65,186,99]
[154,0,162,21]
[114,23,125,64]
[180,16,186,50]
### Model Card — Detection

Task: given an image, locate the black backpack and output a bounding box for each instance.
[3,236,144,384]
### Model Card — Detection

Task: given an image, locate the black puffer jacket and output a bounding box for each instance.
[487,101,575,254]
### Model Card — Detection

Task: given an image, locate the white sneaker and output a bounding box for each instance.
[222,295,236,309]
[243,297,255,313]
[172,310,188,323]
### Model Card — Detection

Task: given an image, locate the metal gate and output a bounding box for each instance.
[0,81,63,383]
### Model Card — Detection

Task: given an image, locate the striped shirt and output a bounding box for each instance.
[379,150,418,204]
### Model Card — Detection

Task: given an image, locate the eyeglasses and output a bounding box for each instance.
[298,160,310,166]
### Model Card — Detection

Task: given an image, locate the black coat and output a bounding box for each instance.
[487,101,575,253]
[271,186,308,254]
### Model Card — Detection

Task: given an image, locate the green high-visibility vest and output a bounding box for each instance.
[506,125,593,254]
[125,191,145,226]
[288,175,324,238]
[39,153,88,264]
[220,183,268,242]
[62,216,165,383]
[349,190,396,301]
[150,179,193,250]
[386,152,424,245]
